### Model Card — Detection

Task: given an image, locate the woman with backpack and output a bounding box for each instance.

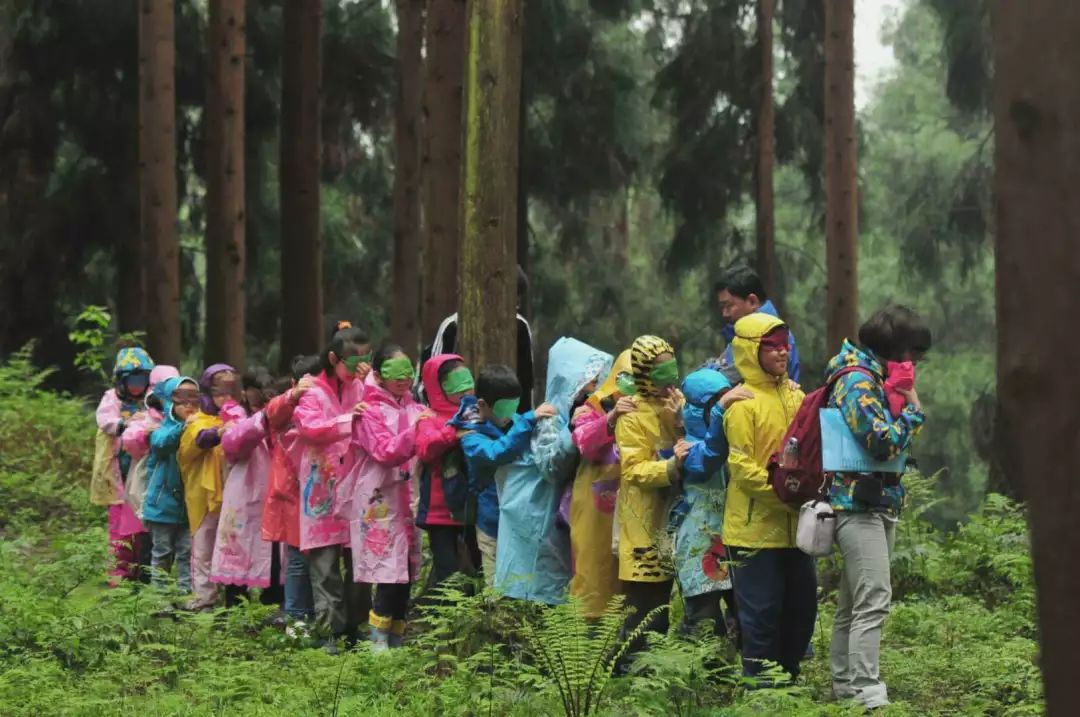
[826,306,929,710]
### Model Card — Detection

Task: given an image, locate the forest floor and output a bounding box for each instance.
[0,353,1042,716]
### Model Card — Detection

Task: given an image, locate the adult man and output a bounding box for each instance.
[418,266,535,410]
[713,265,801,385]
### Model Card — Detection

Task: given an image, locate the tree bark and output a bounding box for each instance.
[420,0,466,340]
[392,0,424,355]
[280,0,323,371]
[824,0,858,353]
[756,0,776,301]
[204,0,246,368]
[139,0,181,366]
[992,3,1080,714]
[458,0,523,371]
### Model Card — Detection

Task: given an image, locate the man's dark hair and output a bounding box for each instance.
[713,264,768,303]
[858,305,932,363]
[476,364,521,405]
[437,358,466,383]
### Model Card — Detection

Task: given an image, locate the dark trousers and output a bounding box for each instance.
[620,579,674,661]
[260,543,284,607]
[427,525,482,586]
[372,582,411,622]
[730,547,817,681]
[682,589,737,639]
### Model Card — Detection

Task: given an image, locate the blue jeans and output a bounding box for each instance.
[146,520,192,593]
[284,545,315,620]
[730,547,817,681]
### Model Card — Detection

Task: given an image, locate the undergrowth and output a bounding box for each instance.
[0,349,1043,715]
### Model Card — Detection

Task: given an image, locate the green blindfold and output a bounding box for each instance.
[441,367,475,395]
[492,397,520,420]
[649,359,680,387]
[379,357,414,381]
[343,352,373,374]
[615,372,637,396]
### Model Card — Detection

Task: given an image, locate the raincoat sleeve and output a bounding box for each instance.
[572,407,615,463]
[122,415,153,460]
[264,392,296,432]
[416,417,458,464]
[683,405,730,484]
[459,413,537,468]
[294,391,353,445]
[835,372,924,461]
[195,428,223,449]
[96,390,125,436]
[724,401,774,499]
[357,406,417,468]
[150,419,185,456]
[532,417,575,481]
[615,411,673,488]
[222,411,268,463]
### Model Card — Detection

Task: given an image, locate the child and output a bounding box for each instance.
[294,324,372,647]
[569,351,635,618]
[178,363,238,610]
[349,345,426,650]
[669,367,751,639]
[449,365,560,603]
[92,347,155,585]
[614,335,687,658]
[144,376,199,593]
[263,355,321,628]
[122,364,181,463]
[415,354,481,589]
[722,313,809,682]
[212,367,304,602]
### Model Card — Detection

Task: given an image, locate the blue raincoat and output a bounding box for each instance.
[143,376,193,526]
[669,368,735,598]
[718,300,801,383]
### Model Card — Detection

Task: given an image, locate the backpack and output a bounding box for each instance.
[768,366,874,506]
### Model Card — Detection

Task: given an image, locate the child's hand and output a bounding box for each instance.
[673,438,691,465]
[292,376,315,404]
[417,409,436,422]
[572,404,593,425]
[534,403,558,419]
[353,401,369,417]
[217,424,228,436]
[719,385,754,409]
[614,396,636,417]
[787,379,801,392]
[898,387,922,411]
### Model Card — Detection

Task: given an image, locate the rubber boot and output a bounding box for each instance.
[389,620,406,649]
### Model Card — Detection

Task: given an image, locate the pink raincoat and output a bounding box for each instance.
[210,393,294,587]
[96,390,146,539]
[294,371,364,551]
[348,376,424,585]
[122,365,181,462]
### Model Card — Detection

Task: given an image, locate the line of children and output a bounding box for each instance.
[89,303,924,689]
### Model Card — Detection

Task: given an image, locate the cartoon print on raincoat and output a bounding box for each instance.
[348,373,425,585]
[669,367,735,598]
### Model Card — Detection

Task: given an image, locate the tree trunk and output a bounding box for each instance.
[139,0,181,366]
[824,0,858,353]
[992,3,1080,714]
[516,68,530,319]
[204,0,246,368]
[420,0,466,340]
[280,0,323,371]
[458,0,523,371]
[756,0,776,301]
[392,0,424,355]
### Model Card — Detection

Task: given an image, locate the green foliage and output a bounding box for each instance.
[67,306,147,386]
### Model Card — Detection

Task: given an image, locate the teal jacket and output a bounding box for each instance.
[143,377,191,526]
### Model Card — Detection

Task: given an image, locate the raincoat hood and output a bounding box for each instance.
[113,347,154,377]
[545,338,613,422]
[149,365,180,390]
[629,335,675,399]
[421,353,466,417]
[199,363,237,415]
[825,339,886,383]
[589,350,632,412]
[681,368,732,442]
[159,376,197,422]
[449,394,485,431]
[731,313,787,388]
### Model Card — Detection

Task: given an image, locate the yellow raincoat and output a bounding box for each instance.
[568,351,631,616]
[614,336,681,583]
[722,313,805,549]
[178,412,226,533]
